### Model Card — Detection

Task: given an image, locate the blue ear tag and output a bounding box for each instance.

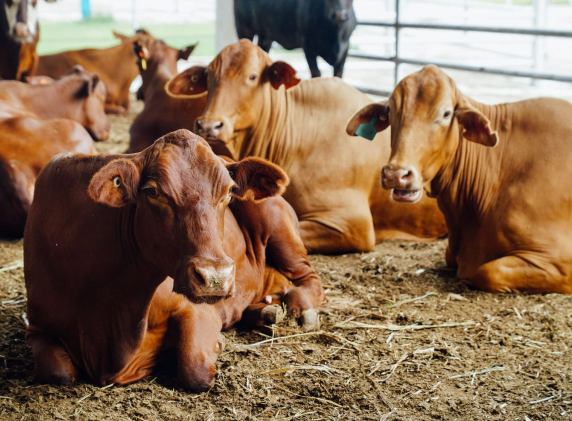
[355,116,378,141]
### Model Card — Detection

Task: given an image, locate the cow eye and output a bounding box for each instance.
[249,74,257,81]
[443,110,452,119]
[144,186,159,198]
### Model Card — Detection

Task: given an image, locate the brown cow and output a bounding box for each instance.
[0,65,110,140]
[24,129,324,391]
[128,37,204,152]
[347,65,572,294]
[35,30,153,114]
[166,39,446,254]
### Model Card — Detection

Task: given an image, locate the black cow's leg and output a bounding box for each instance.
[333,46,349,78]
[304,48,321,78]
[257,37,273,53]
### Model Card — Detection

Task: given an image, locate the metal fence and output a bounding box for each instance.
[349,0,572,97]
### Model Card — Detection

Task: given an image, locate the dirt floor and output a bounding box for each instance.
[1,98,571,421]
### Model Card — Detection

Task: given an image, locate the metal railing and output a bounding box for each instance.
[349,0,572,97]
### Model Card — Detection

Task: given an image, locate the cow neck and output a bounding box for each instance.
[237,83,302,171]
[432,97,510,220]
[145,64,173,100]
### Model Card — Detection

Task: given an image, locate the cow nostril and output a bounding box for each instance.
[214,122,223,130]
[196,120,204,132]
[402,170,413,180]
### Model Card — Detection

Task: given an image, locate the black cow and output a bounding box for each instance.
[234,0,356,78]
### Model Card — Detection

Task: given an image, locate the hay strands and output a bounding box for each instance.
[449,365,506,384]
[334,320,476,331]
[387,291,437,309]
[0,259,23,273]
[260,364,341,376]
[235,330,360,350]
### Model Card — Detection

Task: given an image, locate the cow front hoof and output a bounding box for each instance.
[260,304,286,325]
[299,309,320,331]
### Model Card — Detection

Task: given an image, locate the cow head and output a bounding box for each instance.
[346,65,498,201]
[62,65,110,141]
[166,40,300,158]
[3,0,45,43]
[88,129,289,301]
[133,37,197,101]
[325,0,354,23]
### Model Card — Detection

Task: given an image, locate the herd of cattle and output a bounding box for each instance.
[2,0,572,393]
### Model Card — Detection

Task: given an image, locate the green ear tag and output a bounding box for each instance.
[355,116,378,141]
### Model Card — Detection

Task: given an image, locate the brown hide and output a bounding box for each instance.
[169,40,446,254]
[0,65,110,140]
[353,65,572,294]
[35,31,155,114]
[24,129,324,390]
[128,38,204,152]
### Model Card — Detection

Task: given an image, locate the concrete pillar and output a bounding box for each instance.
[216,0,238,53]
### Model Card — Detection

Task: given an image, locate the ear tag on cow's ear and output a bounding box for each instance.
[355,116,378,141]
[138,50,147,70]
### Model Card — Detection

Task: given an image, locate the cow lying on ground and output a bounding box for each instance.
[35,30,153,114]
[167,40,446,254]
[0,65,110,140]
[347,65,572,294]
[25,129,325,391]
[128,37,204,152]
[234,0,356,77]
[0,67,108,238]
[0,0,46,80]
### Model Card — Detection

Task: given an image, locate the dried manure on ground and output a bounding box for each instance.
[0,98,570,420]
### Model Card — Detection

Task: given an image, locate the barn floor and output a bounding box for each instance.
[0,99,571,421]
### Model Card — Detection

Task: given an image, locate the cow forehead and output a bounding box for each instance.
[149,142,231,200]
[211,40,266,77]
[393,67,455,114]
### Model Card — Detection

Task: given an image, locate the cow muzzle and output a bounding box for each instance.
[382,164,423,203]
[331,9,350,22]
[196,119,224,140]
[175,257,236,300]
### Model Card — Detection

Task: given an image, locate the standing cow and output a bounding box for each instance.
[234,0,356,77]
[0,0,51,80]
[347,65,572,294]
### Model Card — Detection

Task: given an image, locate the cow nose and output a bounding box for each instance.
[382,165,414,189]
[196,120,223,139]
[192,258,235,297]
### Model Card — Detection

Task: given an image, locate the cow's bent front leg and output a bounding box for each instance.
[174,304,223,392]
[333,46,349,78]
[472,255,572,294]
[27,329,79,385]
[303,48,321,78]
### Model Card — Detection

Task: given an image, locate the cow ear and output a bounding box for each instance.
[456,106,498,147]
[265,61,300,90]
[166,66,208,97]
[346,101,390,138]
[88,159,141,207]
[179,43,198,61]
[112,31,129,42]
[226,158,289,202]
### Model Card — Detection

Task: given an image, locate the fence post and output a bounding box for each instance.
[216,0,238,53]
[532,0,547,82]
[394,0,401,86]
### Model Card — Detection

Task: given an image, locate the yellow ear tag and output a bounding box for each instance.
[141,58,147,70]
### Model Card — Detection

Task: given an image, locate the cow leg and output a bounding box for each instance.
[333,47,349,78]
[27,331,79,385]
[445,245,458,268]
[472,255,572,294]
[173,304,223,392]
[265,202,325,330]
[303,48,321,78]
[257,37,273,53]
